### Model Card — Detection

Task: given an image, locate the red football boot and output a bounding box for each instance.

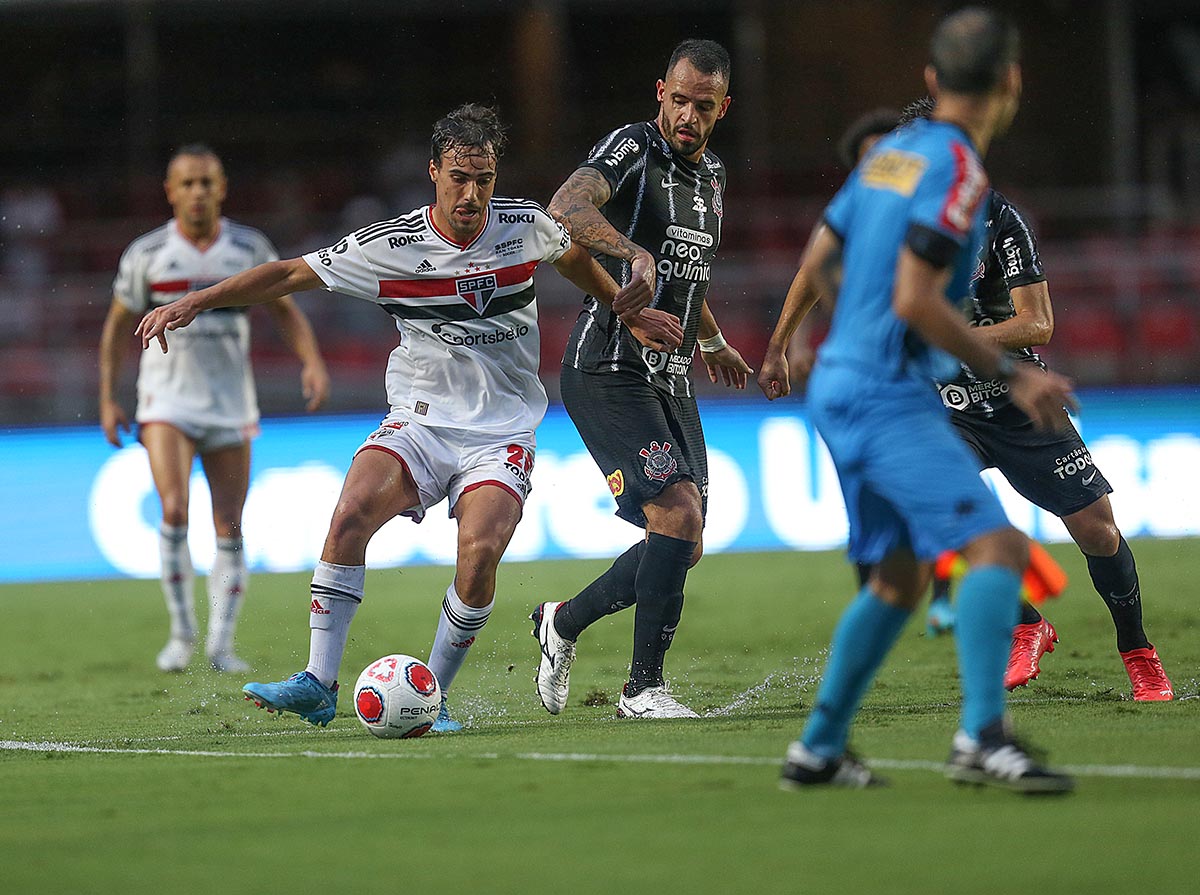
[1120,645,1174,701]
[1004,618,1058,690]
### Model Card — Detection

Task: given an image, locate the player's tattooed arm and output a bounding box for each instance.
[549,167,656,299]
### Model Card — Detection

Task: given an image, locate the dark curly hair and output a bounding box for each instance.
[431,103,509,165]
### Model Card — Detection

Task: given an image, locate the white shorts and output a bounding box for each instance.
[354,412,535,523]
[139,418,260,454]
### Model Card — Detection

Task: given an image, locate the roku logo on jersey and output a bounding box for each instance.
[498,213,534,224]
[602,137,640,167]
[388,234,426,248]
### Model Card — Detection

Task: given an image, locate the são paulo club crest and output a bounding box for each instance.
[639,441,677,482]
[406,660,438,697]
[456,272,498,314]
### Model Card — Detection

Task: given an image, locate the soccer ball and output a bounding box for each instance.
[353,654,441,739]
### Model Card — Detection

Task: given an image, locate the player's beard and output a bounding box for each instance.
[658,112,705,157]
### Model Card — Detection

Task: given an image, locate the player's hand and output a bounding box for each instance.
[301,360,331,412]
[703,344,753,390]
[612,275,653,317]
[100,398,130,448]
[1008,366,1078,430]
[624,307,683,352]
[627,249,657,301]
[757,349,791,400]
[136,297,200,353]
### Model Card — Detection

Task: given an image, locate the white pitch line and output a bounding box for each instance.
[3,740,1199,780]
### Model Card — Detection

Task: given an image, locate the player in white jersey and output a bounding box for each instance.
[99,144,329,674]
[137,104,682,731]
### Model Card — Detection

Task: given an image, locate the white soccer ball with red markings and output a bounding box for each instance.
[353,654,441,739]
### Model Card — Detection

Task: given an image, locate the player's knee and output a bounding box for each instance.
[1064,508,1120,556]
[159,497,188,528]
[688,540,704,569]
[324,501,373,554]
[964,526,1028,574]
[458,529,509,570]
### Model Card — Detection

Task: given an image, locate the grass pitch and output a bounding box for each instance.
[2,540,1197,895]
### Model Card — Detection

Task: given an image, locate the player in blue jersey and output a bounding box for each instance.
[761,8,1076,792]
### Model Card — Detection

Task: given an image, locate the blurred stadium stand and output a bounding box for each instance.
[1,0,1198,425]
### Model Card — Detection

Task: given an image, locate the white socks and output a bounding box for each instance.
[206,536,247,657]
[305,561,365,687]
[427,583,492,695]
[159,524,196,642]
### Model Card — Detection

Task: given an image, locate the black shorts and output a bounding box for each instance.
[560,365,708,528]
[950,412,1112,518]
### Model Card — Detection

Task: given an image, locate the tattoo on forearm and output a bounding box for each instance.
[550,168,640,261]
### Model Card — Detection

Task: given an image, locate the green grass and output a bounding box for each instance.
[2,540,1197,895]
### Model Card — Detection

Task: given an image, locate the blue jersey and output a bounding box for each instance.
[818,118,989,383]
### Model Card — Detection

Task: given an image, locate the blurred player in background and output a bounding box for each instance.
[896,96,1173,700]
[763,9,1077,791]
[531,39,752,720]
[99,144,329,674]
[137,104,680,731]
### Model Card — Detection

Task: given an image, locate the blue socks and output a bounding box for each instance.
[802,587,911,759]
[954,565,1022,738]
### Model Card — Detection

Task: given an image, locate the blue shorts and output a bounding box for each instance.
[807,361,1011,563]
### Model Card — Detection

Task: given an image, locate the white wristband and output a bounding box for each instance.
[698,331,727,353]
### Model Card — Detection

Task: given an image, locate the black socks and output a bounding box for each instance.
[628,533,697,693]
[554,541,646,642]
[1086,536,1149,653]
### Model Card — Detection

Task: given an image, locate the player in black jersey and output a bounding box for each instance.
[532,39,752,719]
[760,98,1173,702]
[899,96,1172,700]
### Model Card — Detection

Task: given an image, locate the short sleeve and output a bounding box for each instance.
[992,193,1045,288]
[578,123,648,196]
[909,141,989,245]
[822,177,856,240]
[531,209,571,264]
[112,243,148,313]
[302,233,380,301]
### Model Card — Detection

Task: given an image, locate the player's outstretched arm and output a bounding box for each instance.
[548,167,656,300]
[136,258,323,353]
[98,296,137,447]
[264,295,331,412]
[698,299,753,390]
[893,248,1075,429]
[759,224,840,400]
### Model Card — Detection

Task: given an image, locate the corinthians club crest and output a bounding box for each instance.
[639,440,677,482]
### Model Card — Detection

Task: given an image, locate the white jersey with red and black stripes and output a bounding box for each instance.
[302,199,571,434]
[113,217,278,428]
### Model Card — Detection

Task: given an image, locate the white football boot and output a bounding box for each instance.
[156,638,194,672]
[616,683,699,719]
[531,601,576,714]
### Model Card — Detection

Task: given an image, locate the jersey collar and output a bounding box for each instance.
[425,204,489,251]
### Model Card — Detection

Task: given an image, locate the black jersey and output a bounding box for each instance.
[936,189,1048,420]
[561,121,726,398]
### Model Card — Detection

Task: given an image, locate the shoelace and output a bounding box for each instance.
[1124,654,1168,694]
[550,643,575,678]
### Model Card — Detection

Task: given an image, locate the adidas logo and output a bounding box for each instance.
[415,258,436,273]
[310,599,330,615]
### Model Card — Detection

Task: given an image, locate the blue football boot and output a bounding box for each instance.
[243,671,338,727]
[926,597,956,637]
[430,697,462,733]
